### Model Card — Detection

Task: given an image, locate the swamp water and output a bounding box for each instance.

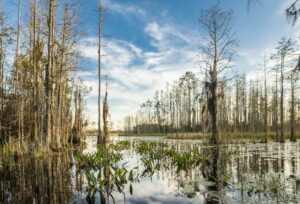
[1,136,300,204]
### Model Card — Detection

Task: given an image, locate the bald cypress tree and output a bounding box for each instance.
[199,5,237,144]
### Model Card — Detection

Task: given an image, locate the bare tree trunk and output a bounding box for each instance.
[235,77,239,132]
[275,67,279,141]
[103,92,109,146]
[16,0,21,148]
[280,56,285,143]
[44,0,55,148]
[264,57,268,143]
[0,3,4,144]
[290,73,296,142]
[188,88,191,131]
[210,23,219,145]
[97,0,103,144]
[31,0,38,146]
[211,63,219,145]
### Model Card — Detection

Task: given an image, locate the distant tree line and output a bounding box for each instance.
[0,0,87,152]
[125,60,299,142]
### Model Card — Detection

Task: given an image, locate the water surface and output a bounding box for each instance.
[1,136,300,203]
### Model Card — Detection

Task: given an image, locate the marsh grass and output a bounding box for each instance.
[119,133,168,137]
[166,131,300,142]
[0,139,87,159]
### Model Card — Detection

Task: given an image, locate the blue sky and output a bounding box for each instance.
[4,0,300,129]
[78,0,300,130]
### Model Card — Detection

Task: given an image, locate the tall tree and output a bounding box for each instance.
[199,5,237,144]
[45,0,55,147]
[275,37,295,143]
[16,0,22,148]
[289,70,298,142]
[263,56,268,143]
[179,72,197,131]
[97,0,103,144]
[0,0,4,144]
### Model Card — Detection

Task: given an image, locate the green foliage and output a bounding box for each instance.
[109,140,131,151]
[76,145,138,202]
[77,139,300,202]
[136,141,210,174]
[76,140,213,201]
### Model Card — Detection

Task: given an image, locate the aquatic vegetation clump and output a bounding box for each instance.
[135,141,210,173]
[168,147,210,172]
[76,146,138,202]
[109,140,131,151]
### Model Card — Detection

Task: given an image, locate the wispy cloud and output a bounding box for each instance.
[108,0,147,19]
[145,21,198,50]
[79,0,298,129]
[79,19,201,128]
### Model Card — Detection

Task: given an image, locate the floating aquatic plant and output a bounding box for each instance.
[76,145,138,203]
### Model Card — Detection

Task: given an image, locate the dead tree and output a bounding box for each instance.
[97,0,104,144]
[103,91,109,145]
[199,5,237,144]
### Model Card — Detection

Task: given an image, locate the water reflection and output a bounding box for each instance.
[0,152,86,204]
[0,137,300,204]
[202,147,221,204]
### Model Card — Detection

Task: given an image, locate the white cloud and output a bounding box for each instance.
[108,0,147,19]
[80,1,299,130]
[144,22,197,51]
[79,20,200,129]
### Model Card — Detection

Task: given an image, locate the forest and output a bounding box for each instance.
[0,0,87,153]
[1,0,300,204]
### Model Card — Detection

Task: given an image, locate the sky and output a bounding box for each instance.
[4,0,300,130]
[77,0,300,130]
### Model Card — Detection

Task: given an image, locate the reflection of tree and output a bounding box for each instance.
[202,147,221,204]
[3,140,300,203]
[0,152,76,203]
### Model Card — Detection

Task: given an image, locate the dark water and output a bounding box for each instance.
[1,136,300,204]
